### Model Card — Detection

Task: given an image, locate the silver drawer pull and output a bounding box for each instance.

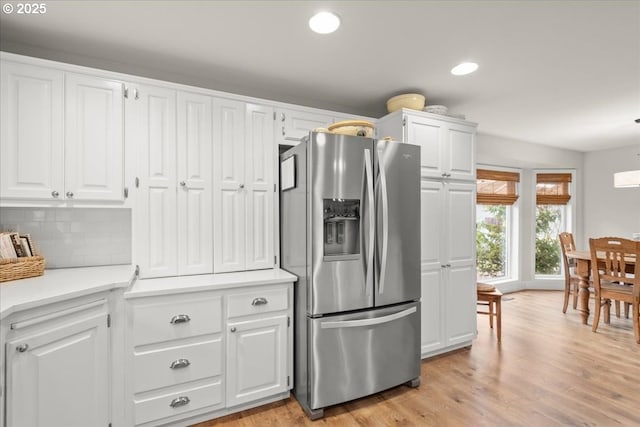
[251,297,268,306]
[170,314,191,324]
[169,358,191,369]
[169,396,190,408]
[16,344,29,353]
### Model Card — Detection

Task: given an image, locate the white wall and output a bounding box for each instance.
[583,144,640,247]
[476,133,584,291]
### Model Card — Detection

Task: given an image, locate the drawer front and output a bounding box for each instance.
[131,294,222,346]
[134,338,223,393]
[134,380,223,425]
[227,287,288,318]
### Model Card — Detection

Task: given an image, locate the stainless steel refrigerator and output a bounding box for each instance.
[280,132,421,419]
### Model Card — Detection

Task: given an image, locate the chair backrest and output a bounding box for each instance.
[559,232,576,280]
[589,237,640,297]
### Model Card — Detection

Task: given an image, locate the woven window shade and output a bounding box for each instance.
[477,169,520,205]
[536,173,572,205]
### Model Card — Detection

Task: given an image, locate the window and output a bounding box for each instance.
[476,169,520,280]
[535,172,573,276]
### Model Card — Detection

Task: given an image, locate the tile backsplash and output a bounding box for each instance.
[0,207,131,269]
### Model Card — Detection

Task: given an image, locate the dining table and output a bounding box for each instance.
[565,249,637,325]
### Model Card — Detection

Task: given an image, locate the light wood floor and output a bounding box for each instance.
[192,290,640,427]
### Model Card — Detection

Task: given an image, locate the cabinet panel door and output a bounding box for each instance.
[213,99,246,272]
[177,92,213,275]
[276,108,333,146]
[245,104,274,270]
[137,85,178,278]
[406,115,445,179]
[1,62,64,200]
[445,262,478,346]
[445,182,476,266]
[420,180,445,270]
[6,312,109,427]
[65,73,124,201]
[446,123,476,181]
[227,315,287,407]
[420,268,445,356]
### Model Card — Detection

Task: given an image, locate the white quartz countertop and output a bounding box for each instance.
[126,268,297,299]
[0,265,136,320]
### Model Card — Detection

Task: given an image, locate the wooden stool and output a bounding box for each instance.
[477,287,503,342]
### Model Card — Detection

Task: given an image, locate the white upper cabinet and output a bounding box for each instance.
[65,73,124,201]
[0,59,125,204]
[135,84,179,278]
[274,108,334,146]
[177,91,213,275]
[1,61,64,200]
[213,99,274,273]
[377,109,477,181]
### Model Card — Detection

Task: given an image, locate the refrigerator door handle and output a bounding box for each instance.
[377,147,389,295]
[363,148,375,296]
[320,306,417,329]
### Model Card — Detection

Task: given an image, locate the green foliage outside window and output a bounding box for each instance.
[476,205,506,278]
[535,205,562,275]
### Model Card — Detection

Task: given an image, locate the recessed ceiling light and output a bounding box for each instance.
[309,11,340,34]
[451,62,479,76]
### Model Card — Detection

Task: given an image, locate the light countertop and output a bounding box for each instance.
[0,265,136,320]
[126,269,297,299]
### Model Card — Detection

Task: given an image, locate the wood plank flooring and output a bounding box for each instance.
[192,290,640,427]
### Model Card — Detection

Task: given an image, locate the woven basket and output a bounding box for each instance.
[0,255,46,282]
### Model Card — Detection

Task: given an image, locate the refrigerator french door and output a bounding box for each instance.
[280,131,421,419]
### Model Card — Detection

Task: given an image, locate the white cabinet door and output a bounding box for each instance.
[6,311,109,427]
[444,182,476,267]
[275,108,333,146]
[177,91,213,275]
[445,122,476,181]
[1,61,64,200]
[406,114,446,179]
[420,268,445,354]
[226,315,288,407]
[245,103,274,270]
[65,73,124,201]
[136,84,178,278]
[213,98,246,273]
[445,262,477,346]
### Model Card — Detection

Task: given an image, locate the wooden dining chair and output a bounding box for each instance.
[559,232,581,313]
[588,237,640,344]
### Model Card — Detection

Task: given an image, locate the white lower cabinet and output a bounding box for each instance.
[420,179,477,358]
[126,277,293,426]
[4,297,111,427]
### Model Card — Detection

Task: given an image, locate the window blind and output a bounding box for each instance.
[476,169,520,205]
[536,173,572,205]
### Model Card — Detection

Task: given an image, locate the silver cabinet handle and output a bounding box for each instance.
[179,181,186,187]
[170,314,191,324]
[169,396,190,408]
[239,184,245,189]
[282,126,285,136]
[230,326,236,332]
[66,191,74,198]
[169,358,191,369]
[16,344,29,352]
[251,297,268,306]
[51,190,59,198]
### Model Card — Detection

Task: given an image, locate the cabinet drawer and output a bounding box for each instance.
[134,380,223,426]
[134,338,223,393]
[131,294,222,346]
[227,287,288,318]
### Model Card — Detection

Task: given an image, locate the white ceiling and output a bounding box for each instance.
[1,0,639,152]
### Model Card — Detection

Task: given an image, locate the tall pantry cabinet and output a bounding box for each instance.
[377,108,478,358]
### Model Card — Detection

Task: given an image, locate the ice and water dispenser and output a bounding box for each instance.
[323,199,360,259]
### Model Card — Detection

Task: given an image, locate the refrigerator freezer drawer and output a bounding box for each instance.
[308,301,420,410]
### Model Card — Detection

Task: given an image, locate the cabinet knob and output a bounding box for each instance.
[169,358,191,369]
[230,326,237,333]
[169,396,190,408]
[239,184,245,189]
[66,191,74,198]
[251,297,268,306]
[51,191,59,198]
[16,343,29,353]
[169,314,191,324]
[179,181,186,187]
